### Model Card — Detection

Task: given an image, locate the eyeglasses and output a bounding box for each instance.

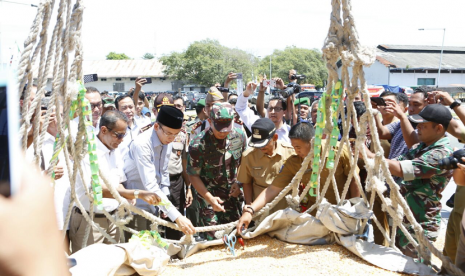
[268,106,283,112]
[159,125,178,138]
[174,104,184,110]
[107,127,127,139]
[119,105,134,111]
[90,102,102,110]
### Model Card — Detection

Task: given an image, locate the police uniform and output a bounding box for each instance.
[237,118,295,214]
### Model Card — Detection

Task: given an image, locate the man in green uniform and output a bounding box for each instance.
[365,104,453,258]
[187,103,247,240]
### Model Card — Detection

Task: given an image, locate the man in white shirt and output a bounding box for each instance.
[69,86,102,141]
[115,95,147,161]
[236,82,291,143]
[69,110,161,253]
[124,105,196,240]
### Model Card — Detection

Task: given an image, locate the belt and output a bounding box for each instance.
[74,207,115,218]
[169,173,182,179]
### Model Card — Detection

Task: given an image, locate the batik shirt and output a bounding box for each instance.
[395,136,453,236]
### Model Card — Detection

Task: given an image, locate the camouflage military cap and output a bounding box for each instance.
[206,86,224,103]
[210,102,234,132]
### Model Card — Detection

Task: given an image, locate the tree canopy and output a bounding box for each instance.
[160,41,327,89]
[160,39,256,87]
[257,46,328,89]
[142,53,155,60]
[106,52,131,60]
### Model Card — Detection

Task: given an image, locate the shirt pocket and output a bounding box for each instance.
[252,166,266,178]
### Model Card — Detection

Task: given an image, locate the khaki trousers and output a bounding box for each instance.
[69,207,119,253]
[443,211,463,264]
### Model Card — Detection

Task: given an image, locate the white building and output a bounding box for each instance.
[338,45,465,87]
[42,60,174,93]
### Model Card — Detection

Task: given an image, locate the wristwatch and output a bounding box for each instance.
[134,190,139,199]
[450,101,461,110]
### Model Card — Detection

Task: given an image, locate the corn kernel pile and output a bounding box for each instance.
[163,235,411,276]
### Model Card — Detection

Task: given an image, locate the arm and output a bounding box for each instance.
[131,142,181,221]
[364,145,403,178]
[132,77,146,108]
[384,98,418,148]
[188,174,225,212]
[182,146,193,207]
[223,72,236,100]
[236,90,260,131]
[243,183,253,205]
[256,80,266,118]
[373,110,393,139]
[236,185,283,234]
[349,178,360,198]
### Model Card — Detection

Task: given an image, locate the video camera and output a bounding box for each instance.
[438,149,465,170]
[279,83,301,98]
[290,74,306,81]
[217,87,229,93]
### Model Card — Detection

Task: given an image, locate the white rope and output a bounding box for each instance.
[16,0,465,274]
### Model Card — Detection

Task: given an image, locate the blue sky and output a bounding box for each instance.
[1,0,464,64]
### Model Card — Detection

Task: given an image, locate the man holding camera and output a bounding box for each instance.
[236,81,291,143]
[364,104,453,258]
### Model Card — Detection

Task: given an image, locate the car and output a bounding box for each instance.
[250,91,271,106]
[295,91,323,105]
[186,92,206,109]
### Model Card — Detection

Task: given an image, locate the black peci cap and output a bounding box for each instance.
[156,105,183,129]
[249,118,276,148]
[408,104,452,130]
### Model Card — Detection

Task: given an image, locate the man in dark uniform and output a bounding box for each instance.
[187,103,247,240]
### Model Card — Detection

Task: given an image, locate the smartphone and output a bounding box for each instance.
[236,73,243,80]
[370,97,386,106]
[0,69,21,196]
[144,77,152,84]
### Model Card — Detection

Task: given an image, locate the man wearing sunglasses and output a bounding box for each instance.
[236,81,291,143]
[124,105,196,241]
[69,111,161,253]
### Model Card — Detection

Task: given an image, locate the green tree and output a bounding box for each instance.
[142,53,155,60]
[106,52,131,60]
[257,46,328,89]
[160,39,256,87]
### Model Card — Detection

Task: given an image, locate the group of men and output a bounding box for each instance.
[21,71,465,271]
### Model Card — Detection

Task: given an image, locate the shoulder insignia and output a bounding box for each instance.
[192,121,202,131]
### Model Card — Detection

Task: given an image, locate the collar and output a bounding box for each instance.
[151,128,164,148]
[256,140,286,158]
[276,122,290,132]
[419,136,450,151]
[96,136,112,156]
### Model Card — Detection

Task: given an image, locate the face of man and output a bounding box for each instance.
[154,122,181,145]
[298,104,310,119]
[311,104,318,123]
[100,119,127,150]
[135,98,144,115]
[102,105,116,114]
[290,138,311,159]
[205,99,220,118]
[267,99,284,124]
[416,122,442,145]
[174,99,185,113]
[379,95,397,116]
[85,92,102,124]
[118,97,135,122]
[229,94,238,101]
[259,134,278,156]
[20,85,37,110]
[408,93,428,115]
[354,93,362,102]
[208,119,230,140]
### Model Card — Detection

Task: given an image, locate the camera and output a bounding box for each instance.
[279,83,301,98]
[290,74,306,80]
[438,149,465,170]
[217,87,229,93]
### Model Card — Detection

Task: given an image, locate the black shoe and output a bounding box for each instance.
[446,193,455,208]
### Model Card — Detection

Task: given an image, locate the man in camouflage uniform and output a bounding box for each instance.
[187,102,247,240]
[365,104,453,258]
[190,87,244,141]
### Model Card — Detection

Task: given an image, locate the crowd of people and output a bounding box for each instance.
[18,70,465,272]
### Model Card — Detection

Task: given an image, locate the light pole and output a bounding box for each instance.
[419,28,446,87]
[269,55,272,79]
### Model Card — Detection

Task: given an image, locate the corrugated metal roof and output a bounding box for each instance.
[83,60,165,78]
[379,44,465,52]
[35,59,166,79]
[376,50,465,69]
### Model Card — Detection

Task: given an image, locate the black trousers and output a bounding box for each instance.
[165,173,185,240]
